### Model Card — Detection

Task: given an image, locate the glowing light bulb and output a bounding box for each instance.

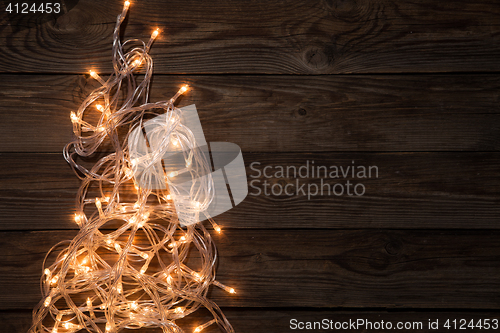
[133,59,141,66]
[82,257,88,265]
[74,213,83,224]
[168,171,177,178]
[105,322,112,332]
[96,104,104,112]
[124,1,130,8]
[152,29,159,39]
[213,280,235,294]
[70,112,78,123]
[171,138,179,146]
[179,85,189,94]
[51,275,59,285]
[166,194,171,200]
[89,70,99,80]
[44,296,51,307]
[166,275,173,284]
[87,297,92,308]
[44,268,51,277]
[130,301,138,310]
[193,319,216,333]
[174,307,184,314]
[214,224,221,233]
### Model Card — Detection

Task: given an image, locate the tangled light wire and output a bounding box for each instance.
[29,2,235,333]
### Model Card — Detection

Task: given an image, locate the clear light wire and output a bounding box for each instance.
[29,2,235,333]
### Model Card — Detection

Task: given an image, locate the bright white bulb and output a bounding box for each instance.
[70,112,78,123]
[89,70,99,80]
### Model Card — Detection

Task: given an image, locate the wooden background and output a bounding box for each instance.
[1,0,500,332]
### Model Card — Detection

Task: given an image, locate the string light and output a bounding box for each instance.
[151,28,160,39]
[29,2,235,333]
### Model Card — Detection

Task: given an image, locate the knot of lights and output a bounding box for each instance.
[29,2,235,333]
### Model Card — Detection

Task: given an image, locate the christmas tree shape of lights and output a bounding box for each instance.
[29,2,240,333]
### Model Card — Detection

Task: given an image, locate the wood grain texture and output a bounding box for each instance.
[1,0,499,326]
[1,229,499,310]
[0,150,496,230]
[3,309,500,333]
[1,152,498,230]
[1,74,500,153]
[1,0,500,74]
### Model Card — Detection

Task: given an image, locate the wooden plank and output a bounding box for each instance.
[1,74,500,153]
[1,0,500,74]
[4,309,500,333]
[1,152,499,230]
[1,229,499,309]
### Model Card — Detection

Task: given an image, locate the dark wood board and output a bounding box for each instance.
[1,74,500,153]
[1,0,500,74]
[1,229,499,310]
[1,0,500,331]
[0,152,498,230]
[3,309,500,333]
